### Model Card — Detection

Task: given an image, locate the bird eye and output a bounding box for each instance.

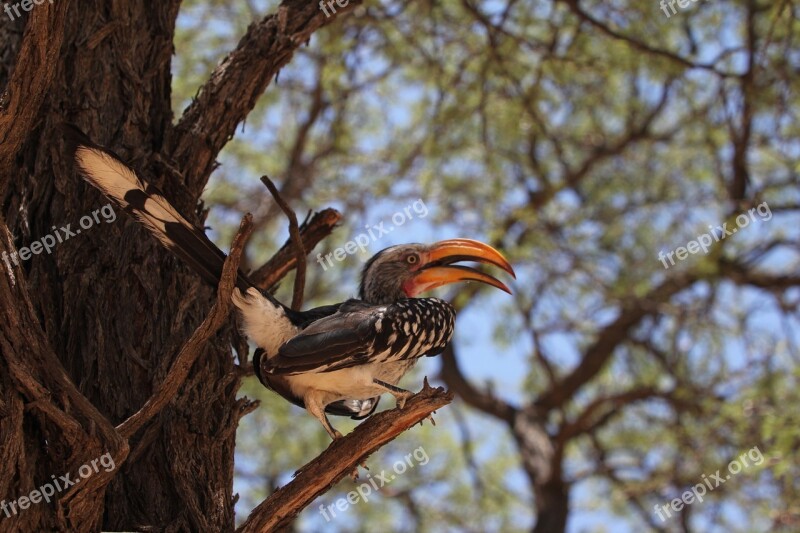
[406,254,419,265]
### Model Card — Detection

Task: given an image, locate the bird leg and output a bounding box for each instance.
[373,379,414,409]
[373,379,436,426]
[305,391,343,441]
[305,391,367,480]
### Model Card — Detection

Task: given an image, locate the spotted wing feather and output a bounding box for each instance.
[267,298,456,375]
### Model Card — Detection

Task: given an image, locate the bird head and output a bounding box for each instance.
[359,239,516,304]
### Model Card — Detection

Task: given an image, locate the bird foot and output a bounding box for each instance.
[418,409,437,427]
[349,458,369,481]
[395,391,414,409]
[323,429,344,450]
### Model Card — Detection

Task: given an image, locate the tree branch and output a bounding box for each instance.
[260,176,306,310]
[237,379,452,532]
[0,0,70,194]
[116,214,253,439]
[558,387,660,442]
[168,0,363,195]
[719,259,800,291]
[250,207,341,289]
[535,272,698,410]
[438,344,517,424]
[558,0,732,76]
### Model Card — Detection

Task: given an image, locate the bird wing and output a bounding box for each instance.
[267,301,382,374]
[265,298,455,375]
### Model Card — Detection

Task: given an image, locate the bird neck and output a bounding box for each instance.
[359,287,409,305]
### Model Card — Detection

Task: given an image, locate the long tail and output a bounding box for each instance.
[64,125,253,292]
[65,126,381,419]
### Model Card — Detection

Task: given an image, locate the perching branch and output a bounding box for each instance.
[237,379,453,533]
[261,175,306,310]
[116,214,253,439]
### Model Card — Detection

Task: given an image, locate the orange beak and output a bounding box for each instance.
[403,239,516,297]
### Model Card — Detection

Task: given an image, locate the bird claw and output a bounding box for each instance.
[395,391,414,410]
[325,430,344,445]
[418,410,437,427]
[349,458,369,481]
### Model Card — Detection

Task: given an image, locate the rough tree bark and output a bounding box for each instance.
[0,1,367,531]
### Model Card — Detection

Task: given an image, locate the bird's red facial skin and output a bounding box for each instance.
[401,278,421,297]
[402,251,432,296]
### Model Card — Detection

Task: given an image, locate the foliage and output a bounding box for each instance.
[170,0,800,530]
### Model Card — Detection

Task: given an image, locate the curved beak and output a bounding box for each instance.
[403,239,516,297]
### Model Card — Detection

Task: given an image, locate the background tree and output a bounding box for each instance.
[2,0,798,532]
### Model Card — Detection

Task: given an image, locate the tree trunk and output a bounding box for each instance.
[1,1,247,531]
[512,409,569,533]
[0,0,362,529]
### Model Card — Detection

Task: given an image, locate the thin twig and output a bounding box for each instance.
[250,208,341,290]
[261,176,306,310]
[116,214,254,439]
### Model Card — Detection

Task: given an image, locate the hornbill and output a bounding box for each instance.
[66,129,515,440]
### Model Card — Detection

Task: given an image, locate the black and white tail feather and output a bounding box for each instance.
[63,125,379,420]
[64,125,252,293]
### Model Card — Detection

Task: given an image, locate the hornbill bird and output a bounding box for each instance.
[66,128,515,440]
